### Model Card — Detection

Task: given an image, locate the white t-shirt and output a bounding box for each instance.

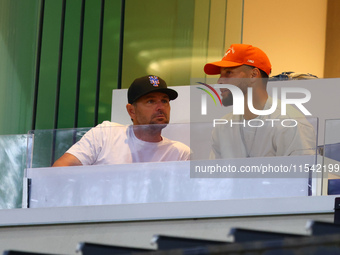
[210,97,317,159]
[67,121,190,165]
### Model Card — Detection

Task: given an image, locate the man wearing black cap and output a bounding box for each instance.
[53,75,190,166]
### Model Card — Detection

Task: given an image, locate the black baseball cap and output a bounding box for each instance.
[127,75,178,104]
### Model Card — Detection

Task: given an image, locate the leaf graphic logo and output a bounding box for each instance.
[196,82,222,106]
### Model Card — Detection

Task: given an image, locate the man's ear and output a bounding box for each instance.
[126,104,136,121]
[250,67,261,78]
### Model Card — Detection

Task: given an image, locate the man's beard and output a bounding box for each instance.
[222,94,233,107]
[149,112,169,125]
[147,122,168,132]
[147,113,169,132]
[218,78,249,107]
[133,122,167,139]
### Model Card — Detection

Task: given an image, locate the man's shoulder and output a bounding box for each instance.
[96,121,126,127]
[88,121,129,137]
[267,97,307,119]
[213,112,240,132]
[220,111,234,120]
[93,121,128,131]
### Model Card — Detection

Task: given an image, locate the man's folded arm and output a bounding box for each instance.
[52,153,83,167]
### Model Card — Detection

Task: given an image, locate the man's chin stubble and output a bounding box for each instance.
[222,96,233,107]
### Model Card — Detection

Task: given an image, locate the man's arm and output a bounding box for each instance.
[52,153,83,167]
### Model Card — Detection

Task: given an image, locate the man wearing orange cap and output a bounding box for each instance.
[204,44,316,158]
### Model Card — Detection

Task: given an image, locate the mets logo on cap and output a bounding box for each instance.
[149,76,160,87]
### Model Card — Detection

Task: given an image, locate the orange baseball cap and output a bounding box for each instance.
[204,44,272,76]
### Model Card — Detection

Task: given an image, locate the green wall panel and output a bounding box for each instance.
[77,0,101,128]
[0,0,238,134]
[35,0,62,130]
[57,0,82,129]
[98,0,122,124]
[0,0,39,135]
[36,0,122,129]
[122,0,195,88]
